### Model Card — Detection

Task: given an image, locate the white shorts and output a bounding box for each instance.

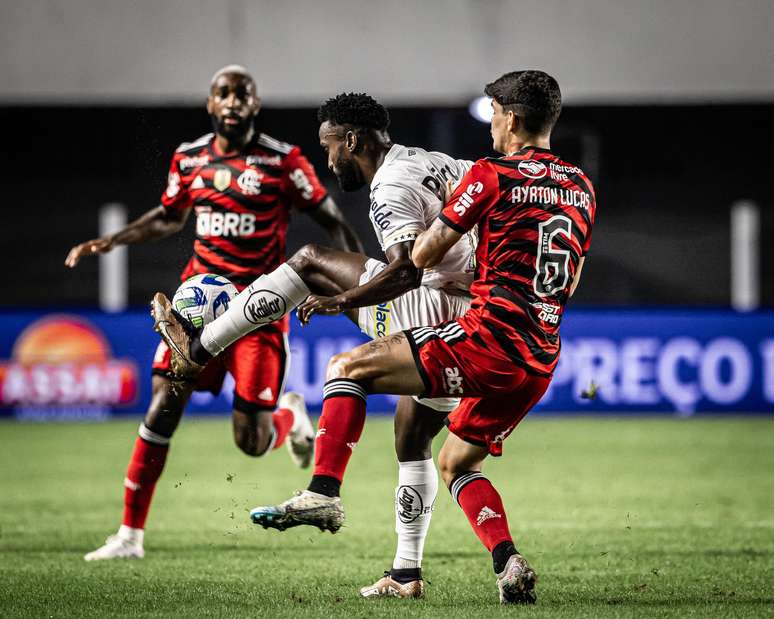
[357,259,471,412]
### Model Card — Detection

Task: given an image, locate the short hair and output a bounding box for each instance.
[210,64,254,88]
[317,93,390,132]
[484,70,562,135]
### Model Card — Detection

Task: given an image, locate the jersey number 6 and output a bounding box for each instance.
[534,215,573,298]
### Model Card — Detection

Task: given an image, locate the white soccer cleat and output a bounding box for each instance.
[250,490,344,533]
[84,534,145,562]
[280,391,315,468]
[359,571,425,599]
[496,553,537,604]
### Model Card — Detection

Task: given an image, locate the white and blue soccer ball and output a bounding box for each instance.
[171,273,238,329]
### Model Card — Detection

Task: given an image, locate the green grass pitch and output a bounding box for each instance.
[1,416,773,617]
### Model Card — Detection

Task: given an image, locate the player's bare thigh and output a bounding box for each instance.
[287,244,368,322]
[327,332,425,395]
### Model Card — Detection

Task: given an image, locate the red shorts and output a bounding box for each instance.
[152,327,288,413]
[405,321,551,456]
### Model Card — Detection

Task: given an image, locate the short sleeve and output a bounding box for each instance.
[439,160,499,233]
[283,147,328,210]
[160,153,192,211]
[370,182,427,251]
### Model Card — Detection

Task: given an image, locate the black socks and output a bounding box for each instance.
[190,336,213,365]
[308,475,341,498]
[492,540,518,574]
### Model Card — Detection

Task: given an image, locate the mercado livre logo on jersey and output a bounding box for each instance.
[0,316,138,410]
[517,160,547,179]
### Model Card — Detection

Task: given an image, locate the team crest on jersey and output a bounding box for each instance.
[213,168,232,192]
[518,160,547,179]
[237,169,262,195]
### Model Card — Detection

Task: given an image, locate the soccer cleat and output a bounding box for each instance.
[151,292,203,379]
[249,490,344,533]
[280,392,315,469]
[496,553,537,604]
[83,534,144,562]
[359,571,425,599]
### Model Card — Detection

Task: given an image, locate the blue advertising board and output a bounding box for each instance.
[0,309,772,419]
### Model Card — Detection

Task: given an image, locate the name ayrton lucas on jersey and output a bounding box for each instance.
[511,185,591,210]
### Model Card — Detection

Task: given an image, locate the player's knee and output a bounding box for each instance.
[233,411,273,457]
[288,243,324,278]
[326,351,356,381]
[326,351,375,385]
[233,429,271,457]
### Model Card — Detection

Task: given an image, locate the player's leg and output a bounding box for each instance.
[227,330,315,467]
[360,397,446,599]
[438,380,550,604]
[151,246,369,377]
[85,364,193,561]
[250,333,424,532]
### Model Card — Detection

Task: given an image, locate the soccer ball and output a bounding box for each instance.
[171,273,238,329]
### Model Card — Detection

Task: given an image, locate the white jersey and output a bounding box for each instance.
[369,144,476,291]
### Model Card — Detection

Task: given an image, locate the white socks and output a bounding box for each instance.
[200,263,310,355]
[393,459,438,570]
[117,525,144,546]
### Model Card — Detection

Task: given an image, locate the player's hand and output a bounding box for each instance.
[296,294,346,325]
[65,237,114,268]
[444,178,460,203]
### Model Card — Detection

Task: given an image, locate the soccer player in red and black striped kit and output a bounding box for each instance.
[65,65,362,561]
[242,70,596,603]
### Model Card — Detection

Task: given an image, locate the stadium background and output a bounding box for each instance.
[1,2,773,616]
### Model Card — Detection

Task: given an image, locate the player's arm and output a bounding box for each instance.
[306,196,364,254]
[65,206,190,268]
[296,240,421,324]
[569,256,585,297]
[414,160,495,269]
[412,217,462,269]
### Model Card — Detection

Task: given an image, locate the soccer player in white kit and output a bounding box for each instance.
[152,93,475,598]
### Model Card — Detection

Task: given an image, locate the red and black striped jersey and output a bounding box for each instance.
[161,132,328,287]
[439,146,596,376]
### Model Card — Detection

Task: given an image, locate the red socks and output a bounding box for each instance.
[451,472,513,552]
[122,426,170,529]
[271,407,294,450]
[312,379,367,482]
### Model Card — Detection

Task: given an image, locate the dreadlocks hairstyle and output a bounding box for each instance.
[317,93,390,132]
[484,70,562,135]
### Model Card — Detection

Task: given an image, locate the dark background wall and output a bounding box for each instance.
[1,104,772,308]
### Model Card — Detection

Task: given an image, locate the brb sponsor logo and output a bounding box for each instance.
[396,485,433,524]
[243,290,286,324]
[444,366,464,395]
[0,316,138,417]
[517,160,547,179]
[196,207,256,237]
[452,181,483,217]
